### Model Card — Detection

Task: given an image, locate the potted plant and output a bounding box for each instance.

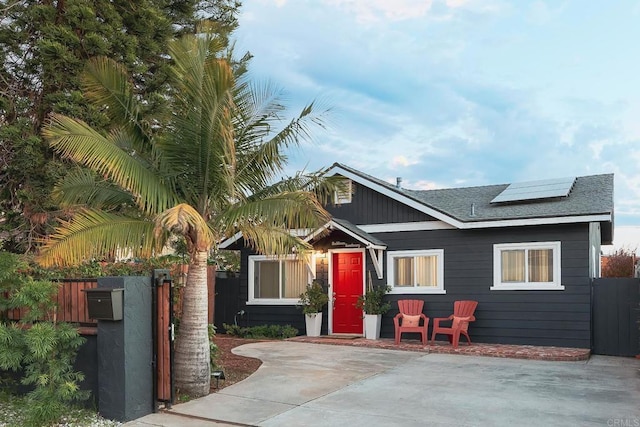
[298,280,329,337]
[356,284,391,340]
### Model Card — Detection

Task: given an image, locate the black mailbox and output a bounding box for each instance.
[85,288,124,321]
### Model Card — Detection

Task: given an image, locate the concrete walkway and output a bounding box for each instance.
[125,341,640,427]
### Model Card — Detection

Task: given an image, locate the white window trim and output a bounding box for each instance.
[491,241,564,291]
[387,249,446,294]
[247,255,314,305]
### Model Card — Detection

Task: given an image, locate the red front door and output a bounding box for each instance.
[332,251,364,334]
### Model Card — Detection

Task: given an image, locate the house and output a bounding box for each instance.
[220,163,614,348]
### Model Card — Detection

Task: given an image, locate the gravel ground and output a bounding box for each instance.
[0,396,122,427]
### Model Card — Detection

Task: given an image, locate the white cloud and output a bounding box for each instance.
[391,155,419,167]
[443,0,507,14]
[558,121,578,146]
[589,139,611,160]
[435,115,492,149]
[446,0,468,7]
[621,102,640,141]
[527,1,568,24]
[324,0,433,23]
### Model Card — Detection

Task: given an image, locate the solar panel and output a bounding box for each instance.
[491,177,576,203]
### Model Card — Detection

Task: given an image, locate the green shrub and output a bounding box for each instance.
[0,251,90,426]
[0,252,28,313]
[222,323,298,339]
[355,285,391,315]
[21,323,90,427]
[297,280,329,314]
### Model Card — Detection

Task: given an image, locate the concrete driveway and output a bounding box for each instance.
[127,341,640,427]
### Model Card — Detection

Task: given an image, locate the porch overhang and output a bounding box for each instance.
[305,218,387,279]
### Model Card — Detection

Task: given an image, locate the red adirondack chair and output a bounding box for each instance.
[431,300,478,348]
[393,300,429,346]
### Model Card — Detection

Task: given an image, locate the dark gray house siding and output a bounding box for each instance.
[328,181,435,224]
[370,223,591,348]
[222,164,612,349]
[234,222,591,348]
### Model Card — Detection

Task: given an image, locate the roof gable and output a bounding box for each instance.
[326,163,614,230]
[326,163,463,226]
[326,179,435,224]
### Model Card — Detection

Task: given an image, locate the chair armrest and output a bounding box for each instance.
[432,317,450,328]
[393,313,402,327]
[419,313,429,327]
[452,316,472,331]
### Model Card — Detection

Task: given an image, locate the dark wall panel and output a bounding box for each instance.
[214,276,241,332]
[233,224,594,348]
[592,278,640,356]
[75,333,99,408]
[327,181,434,224]
[371,224,592,348]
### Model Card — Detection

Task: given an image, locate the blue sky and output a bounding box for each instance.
[233,0,640,251]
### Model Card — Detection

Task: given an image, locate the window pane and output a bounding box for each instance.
[415,255,438,287]
[256,261,279,298]
[528,249,553,282]
[282,260,307,298]
[394,257,413,287]
[501,250,525,282]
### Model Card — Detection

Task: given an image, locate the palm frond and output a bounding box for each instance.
[37,209,158,267]
[162,35,237,208]
[238,222,312,257]
[43,114,178,214]
[219,190,330,241]
[250,169,341,206]
[52,169,135,210]
[233,85,332,194]
[82,57,152,154]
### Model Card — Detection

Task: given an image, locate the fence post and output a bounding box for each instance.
[95,276,153,422]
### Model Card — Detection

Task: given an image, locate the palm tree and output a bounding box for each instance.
[39,32,333,397]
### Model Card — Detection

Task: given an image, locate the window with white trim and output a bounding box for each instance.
[387,249,445,294]
[248,255,311,304]
[334,179,352,204]
[492,242,563,290]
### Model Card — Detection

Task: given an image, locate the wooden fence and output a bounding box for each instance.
[2,266,216,326]
[3,279,99,326]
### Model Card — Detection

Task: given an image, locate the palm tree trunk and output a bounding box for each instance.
[174,250,211,396]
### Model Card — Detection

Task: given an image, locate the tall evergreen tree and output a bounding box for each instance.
[0,0,240,252]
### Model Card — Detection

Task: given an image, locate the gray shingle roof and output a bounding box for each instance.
[331,162,614,223]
